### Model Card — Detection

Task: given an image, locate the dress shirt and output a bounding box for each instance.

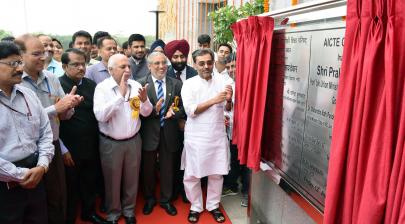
[85,62,111,84]
[0,85,54,182]
[173,68,187,83]
[21,70,74,141]
[213,64,231,79]
[87,58,100,67]
[151,75,166,101]
[93,76,153,140]
[47,58,65,77]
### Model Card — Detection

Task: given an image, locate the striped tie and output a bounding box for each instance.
[156,80,165,127]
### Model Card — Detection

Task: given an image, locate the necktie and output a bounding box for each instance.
[175,71,182,81]
[156,80,165,127]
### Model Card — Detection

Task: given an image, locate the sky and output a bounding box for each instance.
[1,0,159,37]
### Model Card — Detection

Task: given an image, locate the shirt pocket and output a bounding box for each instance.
[19,114,41,141]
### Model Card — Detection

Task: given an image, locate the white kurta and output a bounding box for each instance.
[181,74,233,178]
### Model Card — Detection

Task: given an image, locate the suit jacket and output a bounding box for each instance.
[59,74,99,160]
[129,57,150,81]
[167,65,197,81]
[139,74,185,152]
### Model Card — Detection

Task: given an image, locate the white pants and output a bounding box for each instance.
[183,174,224,212]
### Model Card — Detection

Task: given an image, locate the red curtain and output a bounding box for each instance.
[324,0,405,223]
[230,16,274,171]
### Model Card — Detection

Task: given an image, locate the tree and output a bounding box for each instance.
[208,0,264,45]
[0,29,13,40]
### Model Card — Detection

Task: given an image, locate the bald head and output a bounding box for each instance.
[108,54,131,84]
[108,53,128,69]
[15,34,46,75]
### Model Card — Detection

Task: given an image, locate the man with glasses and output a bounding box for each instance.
[15,34,83,224]
[138,52,184,216]
[59,48,108,224]
[181,49,233,223]
[85,36,117,84]
[93,54,152,224]
[0,41,54,224]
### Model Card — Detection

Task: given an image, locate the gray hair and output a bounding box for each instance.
[147,51,167,65]
[108,53,126,69]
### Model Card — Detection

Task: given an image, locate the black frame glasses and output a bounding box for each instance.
[0,60,24,68]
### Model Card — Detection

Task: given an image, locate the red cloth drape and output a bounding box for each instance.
[324,0,405,223]
[230,16,274,171]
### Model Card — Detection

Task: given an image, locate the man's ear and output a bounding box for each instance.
[62,64,67,71]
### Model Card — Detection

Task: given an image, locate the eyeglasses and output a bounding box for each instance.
[197,60,214,67]
[68,62,86,68]
[152,61,167,66]
[0,60,24,68]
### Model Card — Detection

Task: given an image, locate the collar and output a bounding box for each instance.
[105,76,119,90]
[131,56,144,65]
[213,65,228,76]
[22,70,48,83]
[48,58,59,68]
[151,75,166,84]
[174,67,187,75]
[63,73,83,86]
[0,85,25,101]
[97,62,109,72]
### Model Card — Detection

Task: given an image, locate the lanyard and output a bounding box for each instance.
[113,85,132,102]
[0,93,32,120]
[27,77,51,97]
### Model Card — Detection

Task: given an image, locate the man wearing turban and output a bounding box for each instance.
[165,40,197,82]
[164,40,198,203]
[150,39,166,54]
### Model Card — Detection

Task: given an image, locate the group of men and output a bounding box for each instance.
[0,31,244,224]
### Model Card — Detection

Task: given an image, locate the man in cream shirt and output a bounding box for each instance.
[93,54,152,224]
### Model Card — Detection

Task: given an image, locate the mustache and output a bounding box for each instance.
[12,72,23,77]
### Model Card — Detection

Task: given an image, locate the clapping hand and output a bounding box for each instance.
[138,84,149,102]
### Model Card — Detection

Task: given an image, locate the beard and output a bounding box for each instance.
[171,61,187,72]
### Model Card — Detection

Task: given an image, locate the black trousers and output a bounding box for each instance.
[142,130,176,203]
[0,181,47,224]
[65,158,99,224]
[223,142,251,194]
[173,131,185,199]
[44,141,67,224]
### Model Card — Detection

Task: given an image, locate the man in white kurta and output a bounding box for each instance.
[181,49,233,223]
[93,54,152,223]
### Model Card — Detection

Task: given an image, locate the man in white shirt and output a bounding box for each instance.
[93,54,153,224]
[214,43,233,79]
[181,49,233,223]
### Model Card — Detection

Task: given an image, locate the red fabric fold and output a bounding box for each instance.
[324,0,405,223]
[231,16,274,171]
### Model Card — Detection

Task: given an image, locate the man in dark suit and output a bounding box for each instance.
[164,40,197,82]
[138,52,185,216]
[59,48,107,224]
[164,40,197,203]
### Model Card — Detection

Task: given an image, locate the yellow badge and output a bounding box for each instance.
[129,96,140,119]
[172,96,180,112]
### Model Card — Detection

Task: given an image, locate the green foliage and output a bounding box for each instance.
[208,0,264,45]
[0,29,13,40]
